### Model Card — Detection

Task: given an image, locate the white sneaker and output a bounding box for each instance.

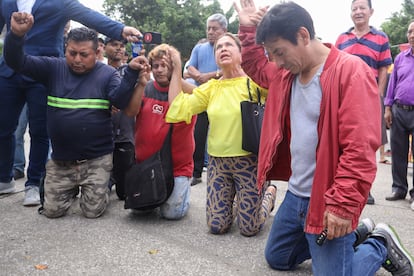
[23,186,40,206]
[411,201,414,211]
[0,180,16,194]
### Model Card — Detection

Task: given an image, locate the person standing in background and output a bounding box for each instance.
[384,20,414,209]
[0,0,141,206]
[335,0,392,205]
[105,37,135,200]
[97,36,108,64]
[185,13,227,186]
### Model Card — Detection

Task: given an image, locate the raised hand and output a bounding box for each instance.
[10,12,34,37]
[165,47,182,73]
[129,55,149,72]
[128,55,151,87]
[233,0,268,27]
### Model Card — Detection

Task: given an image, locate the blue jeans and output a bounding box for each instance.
[265,190,387,275]
[13,104,29,173]
[160,176,191,220]
[0,75,49,187]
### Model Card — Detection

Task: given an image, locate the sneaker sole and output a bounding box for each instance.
[382,224,414,273]
[23,200,40,207]
[0,187,16,194]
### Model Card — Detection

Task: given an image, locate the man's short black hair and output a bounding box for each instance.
[66,27,99,50]
[104,36,127,45]
[256,2,315,45]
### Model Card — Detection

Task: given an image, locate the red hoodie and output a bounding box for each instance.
[239,26,381,234]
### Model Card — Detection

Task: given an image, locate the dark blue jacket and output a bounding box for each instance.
[4,32,139,161]
[0,0,124,78]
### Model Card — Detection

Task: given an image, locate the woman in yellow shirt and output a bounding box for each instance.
[166,33,276,236]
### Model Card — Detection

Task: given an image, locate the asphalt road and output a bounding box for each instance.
[1,139,413,275]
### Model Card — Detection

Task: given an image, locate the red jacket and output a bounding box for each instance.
[239,26,381,234]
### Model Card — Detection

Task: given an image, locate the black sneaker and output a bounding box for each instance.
[371,223,413,276]
[353,218,375,248]
[191,177,202,186]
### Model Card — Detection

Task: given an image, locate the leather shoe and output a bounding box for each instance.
[366,192,375,205]
[385,192,406,201]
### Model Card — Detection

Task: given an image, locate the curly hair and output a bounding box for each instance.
[147,43,179,66]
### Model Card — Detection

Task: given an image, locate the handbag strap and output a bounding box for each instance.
[247,78,262,105]
[163,124,173,148]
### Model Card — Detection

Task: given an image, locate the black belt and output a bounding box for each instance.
[53,159,88,166]
[395,102,414,111]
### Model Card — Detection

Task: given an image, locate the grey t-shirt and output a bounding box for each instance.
[288,67,323,197]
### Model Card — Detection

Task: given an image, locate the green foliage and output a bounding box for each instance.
[103,0,233,60]
[381,0,414,58]
[0,43,3,56]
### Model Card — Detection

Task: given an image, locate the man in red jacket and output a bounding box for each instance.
[235,1,412,275]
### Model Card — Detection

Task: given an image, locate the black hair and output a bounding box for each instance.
[256,1,315,45]
[66,27,99,51]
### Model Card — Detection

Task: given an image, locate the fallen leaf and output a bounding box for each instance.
[34,264,48,270]
[148,249,159,255]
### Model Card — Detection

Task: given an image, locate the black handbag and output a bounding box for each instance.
[240,78,265,155]
[124,126,174,210]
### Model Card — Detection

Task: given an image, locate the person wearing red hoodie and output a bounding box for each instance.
[235,1,413,275]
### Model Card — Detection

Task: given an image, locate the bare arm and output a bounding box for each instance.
[187,65,220,84]
[377,66,388,97]
[182,79,196,94]
[167,47,183,104]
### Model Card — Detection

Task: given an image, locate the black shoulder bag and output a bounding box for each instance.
[124,125,174,210]
[240,78,265,155]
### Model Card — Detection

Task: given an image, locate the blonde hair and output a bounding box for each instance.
[147,43,179,66]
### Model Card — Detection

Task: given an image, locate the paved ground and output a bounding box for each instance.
[1,139,413,275]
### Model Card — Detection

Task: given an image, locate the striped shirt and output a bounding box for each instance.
[335,27,392,79]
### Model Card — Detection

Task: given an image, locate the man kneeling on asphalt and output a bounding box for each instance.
[4,12,144,218]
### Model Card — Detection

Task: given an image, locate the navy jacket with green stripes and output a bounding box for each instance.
[4,31,139,161]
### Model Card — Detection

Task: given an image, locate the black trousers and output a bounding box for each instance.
[390,105,414,198]
[193,112,209,178]
[112,142,135,200]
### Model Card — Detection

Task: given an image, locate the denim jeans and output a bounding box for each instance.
[265,190,387,275]
[13,104,29,173]
[0,75,49,187]
[160,176,191,220]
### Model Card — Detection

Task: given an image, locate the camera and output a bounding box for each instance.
[131,32,162,57]
[137,32,162,45]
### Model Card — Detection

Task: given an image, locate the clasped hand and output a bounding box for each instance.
[10,12,34,37]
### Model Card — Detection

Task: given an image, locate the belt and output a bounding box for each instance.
[395,102,414,111]
[53,159,88,166]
